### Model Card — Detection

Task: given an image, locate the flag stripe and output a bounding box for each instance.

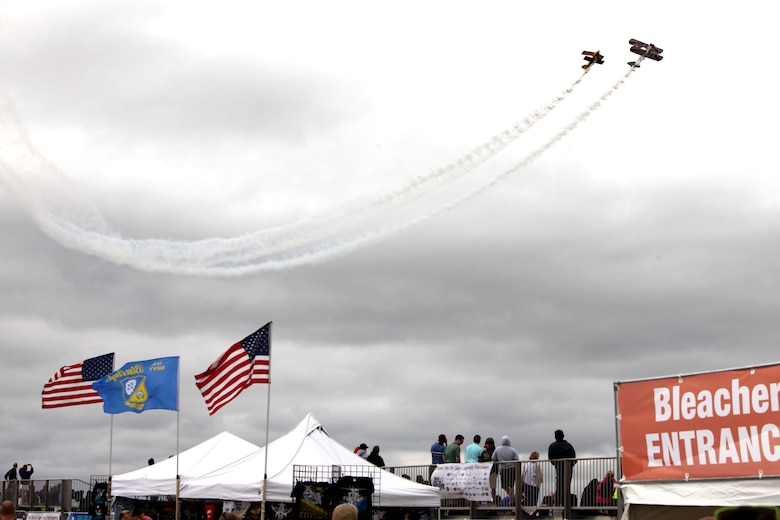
[41,354,115,409]
[195,322,271,415]
[203,360,270,415]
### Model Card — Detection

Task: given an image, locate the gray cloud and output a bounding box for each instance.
[1,0,779,486]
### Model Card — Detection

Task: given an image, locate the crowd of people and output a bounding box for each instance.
[428,429,578,510]
[3,462,37,508]
[351,429,579,510]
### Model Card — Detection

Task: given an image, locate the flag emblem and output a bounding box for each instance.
[92,357,179,414]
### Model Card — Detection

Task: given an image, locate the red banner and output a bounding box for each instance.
[617,364,780,481]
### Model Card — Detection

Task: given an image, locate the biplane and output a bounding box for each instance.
[582,50,605,70]
[628,38,664,66]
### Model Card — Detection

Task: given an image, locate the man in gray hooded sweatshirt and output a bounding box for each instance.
[491,436,520,505]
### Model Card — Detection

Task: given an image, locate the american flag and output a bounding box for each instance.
[41,353,115,409]
[195,322,271,415]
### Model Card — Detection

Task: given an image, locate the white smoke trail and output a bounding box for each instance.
[0,70,602,276]
[426,67,639,215]
[306,71,590,226]
[335,67,641,243]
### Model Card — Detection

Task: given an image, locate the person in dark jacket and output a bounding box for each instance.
[548,430,576,506]
[480,438,497,502]
[19,464,33,480]
[367,446,385,467]
[3,464,17,481]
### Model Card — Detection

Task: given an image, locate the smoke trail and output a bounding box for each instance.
[400,67,640,226]
[317,66,640,251]
[309,71,590,226]
[0,69,596,275]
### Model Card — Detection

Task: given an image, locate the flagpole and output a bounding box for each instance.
[175,357,181,520]
[108,415,114,519]
[260,322,273,520]
[109,415,114,475]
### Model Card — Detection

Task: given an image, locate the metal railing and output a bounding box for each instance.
[61,458,619,519]
[390,456,619,518]
[1,479,93,512]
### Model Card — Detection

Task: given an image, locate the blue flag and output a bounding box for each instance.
[92,357,179,414]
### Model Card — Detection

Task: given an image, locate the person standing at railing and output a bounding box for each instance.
[480,438,498,503]
[429,434,448,481]
[521,451,543,513]
[548,429,577,507]
[430,434,447,465]
[492,436,520,506]
[18,464,33,480]
[465,435,484,463]
[596,469,617,513]
[367,446,385,467]
[356,443,369,459]
[3,463,16,481]
[444,435,464,463]
[17,465,33,507]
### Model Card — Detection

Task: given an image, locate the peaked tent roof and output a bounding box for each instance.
[111,431,261,497]
[179,413,441,507]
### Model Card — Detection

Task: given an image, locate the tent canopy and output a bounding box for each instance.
[111,431,261,497]
[112,414,441,508]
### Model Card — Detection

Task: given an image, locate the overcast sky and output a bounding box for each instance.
[1,0,779,484]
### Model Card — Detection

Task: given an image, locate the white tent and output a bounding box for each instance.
[112,414,441,508]
[111,431,261,497]
[621,480,780,520]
